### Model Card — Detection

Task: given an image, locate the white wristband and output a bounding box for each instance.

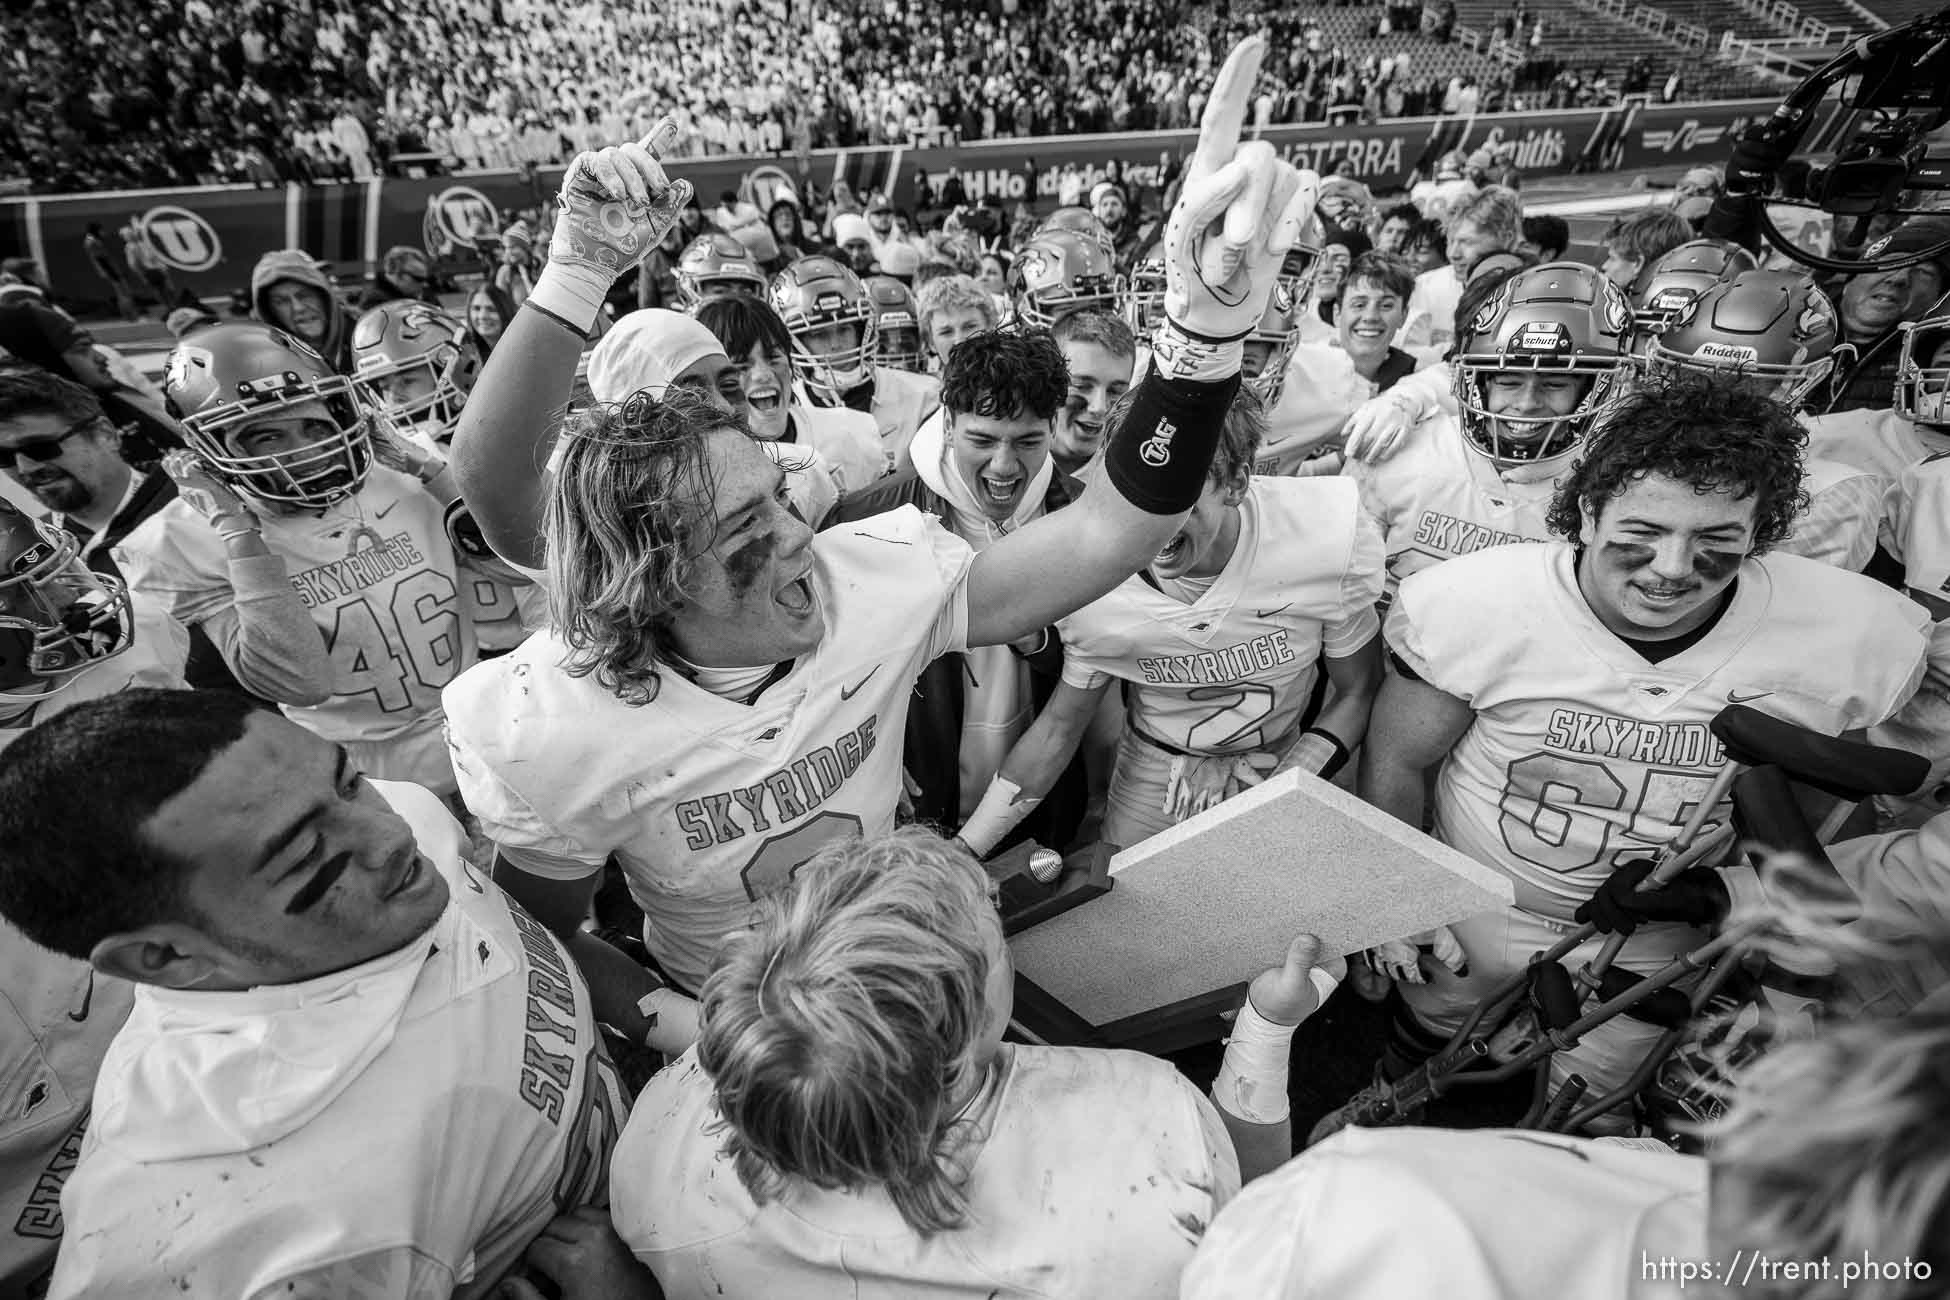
[1211,996,1301,1125]
[526,259,616,337]
[1150,320,1246,385]
[958,776,1042,858]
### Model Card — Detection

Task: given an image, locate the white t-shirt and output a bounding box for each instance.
[1779,454,1885,572]
[1804,406,1950,482]
[50,782,625,1300]
[1058,477,1384,755]
[1390,543,1929,920]
[1183,1127,1706,1300]
[613,1044,1240,1300]
[115,468,471,743]
[1397,263,1463,357]
[445,505,974,990]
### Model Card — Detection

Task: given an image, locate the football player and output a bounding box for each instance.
[915,274,1001,372]
[116,322,474,795]
[1266,252,1427,477]
[1348,262,1634,604]
[1643,270,1882,572]
[613,828,1344,1297]
[960,387,1384,856]
[1805,308,1950,481]
[693,293,889,493]
[1035,204,1119,261]
[0,689,656,1299]
[0,504,190,1292]
[1011,229,1122,329]
[672,231,767,310]
[1625,237,1758,344]
[1354,372,1928,1129]
[770,255,942,476]
[442,47,1318,1041]
[1049,309,1137,476]
[865,274,926,373]
[352,300,543,654]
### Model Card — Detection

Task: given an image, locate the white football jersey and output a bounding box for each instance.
[1183,1128,1705,1300]
[457,551,548,654]
[1867,461,1950,825]
[614,1044,1239,1300]
[445,505,974,991]
[1059,478,1384,755]
[49,782,625,1300]
[868,365,941,477]
[1390,543,1928,920]
[1804,406,1950,482]
[795,401,890,490]
[1346,410,1562,602]
[0,594,188,749]
[115,467,472,743]
[1778,455,1884,572]
[1883,451,1950,597]
[1257,346,1363,477]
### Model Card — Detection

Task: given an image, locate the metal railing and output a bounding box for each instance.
[1731,0,1853,42]
[1571,0,1714,49]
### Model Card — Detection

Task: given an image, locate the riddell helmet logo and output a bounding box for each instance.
[138,206,222,273]
[1696,342,1759,363]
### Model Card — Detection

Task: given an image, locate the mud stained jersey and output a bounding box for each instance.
[1059,477,1384,754]
[1389,544,1928,921]
[115,466,470,742]
[445,505,973,992]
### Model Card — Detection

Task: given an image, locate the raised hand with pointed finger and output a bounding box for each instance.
[529,117,695,336]
[1153,37,1322,381]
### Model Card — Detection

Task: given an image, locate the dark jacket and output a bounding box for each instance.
[831,466,1092,854]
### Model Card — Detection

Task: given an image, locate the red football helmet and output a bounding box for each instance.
[1896,311,1950,426]
[1243,282,1305,408]
[1627,239,1759,339]
[1011,230,1121,329]
[1120,244,1167,337]
[1035,206,1117,260]
[1453,262,1633,464]
[0,501,132,702]
[770,256,879,401]
[866,276,925,372]
[165,321,375,508]
[676,232,768,308]
[1644,271,1842,409]
[350,300,483,433]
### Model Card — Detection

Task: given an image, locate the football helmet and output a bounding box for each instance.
[164,321,375,508]
[866,275,925,372]
[0,501,132,703]
[1453,262,1633,464]
[350,300,483,433]
[1242,282,1305,408]
[676,232,768,308]
[1121,245,1168,336]
[1645,270,1841,410]
[1277,213,1327,301]
[1035,206,1117,260]
[1010,230,1121,329]
[769,256,879,401]
[1627,239,1759,338]
[1896,312,1950,426]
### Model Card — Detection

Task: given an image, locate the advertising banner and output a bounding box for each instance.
[0,99,1776,306]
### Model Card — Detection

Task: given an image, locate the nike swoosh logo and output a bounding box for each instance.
[841,667,879,701]
[1256,604,1291,618]
[1726,689,1772,704]
[374,501,397,519]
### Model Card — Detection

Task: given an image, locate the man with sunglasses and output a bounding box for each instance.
[0,368,251,697]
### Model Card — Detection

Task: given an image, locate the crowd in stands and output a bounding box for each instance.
[8,0,1699,197]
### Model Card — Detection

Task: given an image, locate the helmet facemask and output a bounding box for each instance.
[0,518,132,703]
[790,317,877,402]
[1897,317,1950,427]
[184,380,375,509]
[1456,361,1620,464]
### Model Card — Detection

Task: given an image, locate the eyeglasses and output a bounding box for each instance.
[5,415,100,464]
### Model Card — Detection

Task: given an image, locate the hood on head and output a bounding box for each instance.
[250,249,348,362]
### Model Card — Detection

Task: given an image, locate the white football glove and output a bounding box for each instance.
[1340,390,1421,462]
[1367,926,1467,986]
[1153,37,1321,381]
[530,117,693,334]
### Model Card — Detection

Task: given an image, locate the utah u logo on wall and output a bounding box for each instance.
[137,206,222,272]
[422,186,500,259]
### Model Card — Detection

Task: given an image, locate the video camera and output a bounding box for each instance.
[1706,3,1950,273]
